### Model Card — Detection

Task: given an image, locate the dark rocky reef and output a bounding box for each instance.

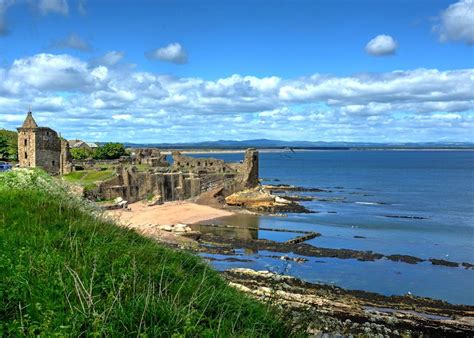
[223,268,474,336]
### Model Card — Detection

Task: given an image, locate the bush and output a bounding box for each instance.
[0,129,18,161]
[70,147,94,160]
[0,169,290,336]
[93,143,127,160]
[0,134,8,160]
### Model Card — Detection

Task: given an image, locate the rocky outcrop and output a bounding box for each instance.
[223,268,474,336]
[225,187,313,213]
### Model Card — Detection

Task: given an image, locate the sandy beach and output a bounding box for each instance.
[107,200,234,227]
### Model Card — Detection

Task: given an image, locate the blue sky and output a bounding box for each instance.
[0,0,473,142]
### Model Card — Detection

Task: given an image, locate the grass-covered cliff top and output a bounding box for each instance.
[0,169,290,336]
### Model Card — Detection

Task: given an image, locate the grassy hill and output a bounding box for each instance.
[0,169,291,336]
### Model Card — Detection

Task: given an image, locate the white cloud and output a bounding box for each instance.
[434,0,474,45]
[0,52,473,142]
[365,35,398,56]
[146,43,188,64]
[50,33,91,51]
[38,0,69,15]
[112,114,132,120]
[6,53,91,91]
[92,51,124,66]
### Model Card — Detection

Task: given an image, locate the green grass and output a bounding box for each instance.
[63,170,115,190]
[0,171,291,336]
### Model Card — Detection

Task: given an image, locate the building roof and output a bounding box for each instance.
[21,111,38,129]
[68,139,83,147]
[68,140,98,149]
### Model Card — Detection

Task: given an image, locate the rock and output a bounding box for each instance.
[147,194,163,206]
[114,197,123,204]
[226,188,314,213]
[275,196,291,204]
[117,200,128,208]
[279,255,308,263]
[429,258,459,267]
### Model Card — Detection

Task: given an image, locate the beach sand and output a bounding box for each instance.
[106,200,234,246]
[107,200,233,227]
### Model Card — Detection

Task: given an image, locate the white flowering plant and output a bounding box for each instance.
[0,168,99,215]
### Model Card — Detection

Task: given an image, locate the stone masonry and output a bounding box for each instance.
[17,111,72,175]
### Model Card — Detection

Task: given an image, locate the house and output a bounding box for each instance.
[68,139,99,150]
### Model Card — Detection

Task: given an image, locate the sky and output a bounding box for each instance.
[0,0,473,143]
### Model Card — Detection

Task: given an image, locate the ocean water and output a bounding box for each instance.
[190,150,474,305]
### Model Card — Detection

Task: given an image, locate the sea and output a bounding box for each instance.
[188,150,474,305]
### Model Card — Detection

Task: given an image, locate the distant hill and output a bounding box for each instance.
[121,139,474,150]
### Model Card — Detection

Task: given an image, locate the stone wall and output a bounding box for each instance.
[60,139,72,175]
[17,129,36,168]
[131,148,169,167]
[18,127,62,175]
[89,166,202,203]
[241,148,259,188]
[86,148,260,203]
[17,112,72,175]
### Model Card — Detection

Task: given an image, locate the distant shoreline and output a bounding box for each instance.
[160,148,474,155]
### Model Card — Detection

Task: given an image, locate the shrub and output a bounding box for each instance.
[93,143,127,160]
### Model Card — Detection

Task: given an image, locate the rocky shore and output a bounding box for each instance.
[192,231,472,269]
[223,268,474,336]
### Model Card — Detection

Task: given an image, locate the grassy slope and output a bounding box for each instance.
[63,170,115,190]
[0,171,290,336]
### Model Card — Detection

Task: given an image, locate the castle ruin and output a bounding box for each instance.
[16,111,259,204]
[17,111,72,175]
[90,149,259,204]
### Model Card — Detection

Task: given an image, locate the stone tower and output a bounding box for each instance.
[242,148,259,188]
[17,111,71,175]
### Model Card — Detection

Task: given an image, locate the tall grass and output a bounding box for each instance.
[0,170,291,336]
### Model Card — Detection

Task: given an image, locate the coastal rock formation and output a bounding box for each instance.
[223,268,474,336]
[225,187,313,213]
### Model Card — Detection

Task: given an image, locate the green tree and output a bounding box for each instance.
[0,129,18,161]
[70,147,94,160]
[93,143,127,160]
[0,135,9,160]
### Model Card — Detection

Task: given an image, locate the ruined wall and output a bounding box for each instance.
[60,139,72,175]
[17,111,71,175]
[18,127,62,175]
[241,148,259,188]
[34,128,61,175]
[131,148,169,167]
[172,152,233,174]
[92,166,203,203]
[87,148,260,203]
